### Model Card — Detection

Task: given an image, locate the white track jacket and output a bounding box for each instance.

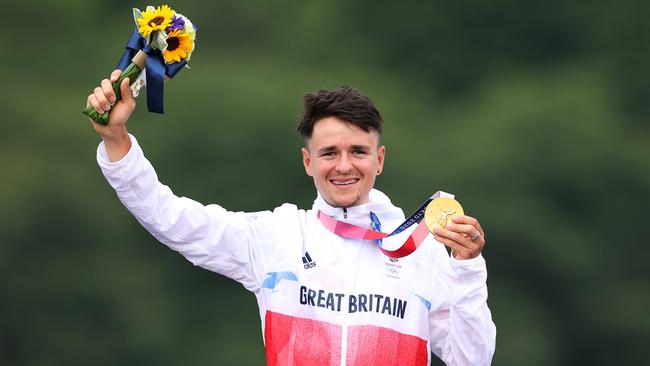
[97,135,496,366]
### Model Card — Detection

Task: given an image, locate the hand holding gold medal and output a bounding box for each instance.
[425,197,485,260]
[317,193,485,260]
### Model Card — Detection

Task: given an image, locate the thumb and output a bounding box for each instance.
[120,77,134,104]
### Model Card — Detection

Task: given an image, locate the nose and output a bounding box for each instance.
[335,153,353,174]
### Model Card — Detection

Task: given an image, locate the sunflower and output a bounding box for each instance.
[163,29,194,63]
[137,5,175,37]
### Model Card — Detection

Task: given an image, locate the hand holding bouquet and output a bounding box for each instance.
[83,5,196,124]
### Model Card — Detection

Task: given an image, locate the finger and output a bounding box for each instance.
[101,79,116,106]
[433,234,470,258]
[110,69,122,82]
[120,77,134,104]
[434,226,482,251]
[434,229,484,260]
[452,215,484,236]
[445,222,482,242]
[87,94,102,114]
[435,226,469,246]
[446,222,476,236]
[93,86,111,113]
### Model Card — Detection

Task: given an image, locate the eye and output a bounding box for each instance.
[353,149,368,155]
[321,151,336,157]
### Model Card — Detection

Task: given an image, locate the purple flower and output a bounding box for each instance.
[165,15,185,33]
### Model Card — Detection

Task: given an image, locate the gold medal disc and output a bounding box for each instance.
[424,197,464,233]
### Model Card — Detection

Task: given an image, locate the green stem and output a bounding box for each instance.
[82,62,143,125]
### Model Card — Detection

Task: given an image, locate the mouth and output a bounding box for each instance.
[330,178,360,186]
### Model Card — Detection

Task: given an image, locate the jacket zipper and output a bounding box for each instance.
[341,206,348,365]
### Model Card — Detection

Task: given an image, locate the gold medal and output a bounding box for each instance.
[424,197,464,233]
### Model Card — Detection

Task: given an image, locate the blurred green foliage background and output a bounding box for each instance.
[2,0,649,365]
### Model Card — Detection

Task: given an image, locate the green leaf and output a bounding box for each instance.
[132,8,142,27]
[150,31,168,51]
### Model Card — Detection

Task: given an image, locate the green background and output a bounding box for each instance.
[2,0,649,364]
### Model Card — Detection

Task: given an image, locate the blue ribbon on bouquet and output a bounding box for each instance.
[116,28,187,114]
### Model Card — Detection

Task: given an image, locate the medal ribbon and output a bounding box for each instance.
[317,192,448,258]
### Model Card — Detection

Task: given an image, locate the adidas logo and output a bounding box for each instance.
[302,251,316,269]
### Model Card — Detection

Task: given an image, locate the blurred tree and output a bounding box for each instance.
[1,0,648,365]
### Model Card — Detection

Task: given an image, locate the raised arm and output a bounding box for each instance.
[89,70,279,292]
[96,133,271,291]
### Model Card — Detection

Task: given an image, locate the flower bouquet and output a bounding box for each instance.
[83,5,196,124]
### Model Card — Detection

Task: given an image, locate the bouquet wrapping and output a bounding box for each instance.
[83,5,196,124]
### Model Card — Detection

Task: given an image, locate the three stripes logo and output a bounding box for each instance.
[302,251,316,269]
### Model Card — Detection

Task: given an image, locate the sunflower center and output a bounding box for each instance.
[148,16,165,27]
[167,37,180,51]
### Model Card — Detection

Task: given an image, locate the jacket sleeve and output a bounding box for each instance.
[96,134,279,292]
[428,252,496,365]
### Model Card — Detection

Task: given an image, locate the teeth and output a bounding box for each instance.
[332,179,357,185]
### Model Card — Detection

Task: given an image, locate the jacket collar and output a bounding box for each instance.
[312,188,404,226]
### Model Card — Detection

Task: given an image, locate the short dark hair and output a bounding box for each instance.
[297,86,382,140]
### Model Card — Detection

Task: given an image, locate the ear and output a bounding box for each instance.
[376,145,386,175]
[301,147,313,176]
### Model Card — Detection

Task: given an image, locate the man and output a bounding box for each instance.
[87,70,496,365]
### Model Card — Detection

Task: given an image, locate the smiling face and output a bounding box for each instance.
[302,117,385,208]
